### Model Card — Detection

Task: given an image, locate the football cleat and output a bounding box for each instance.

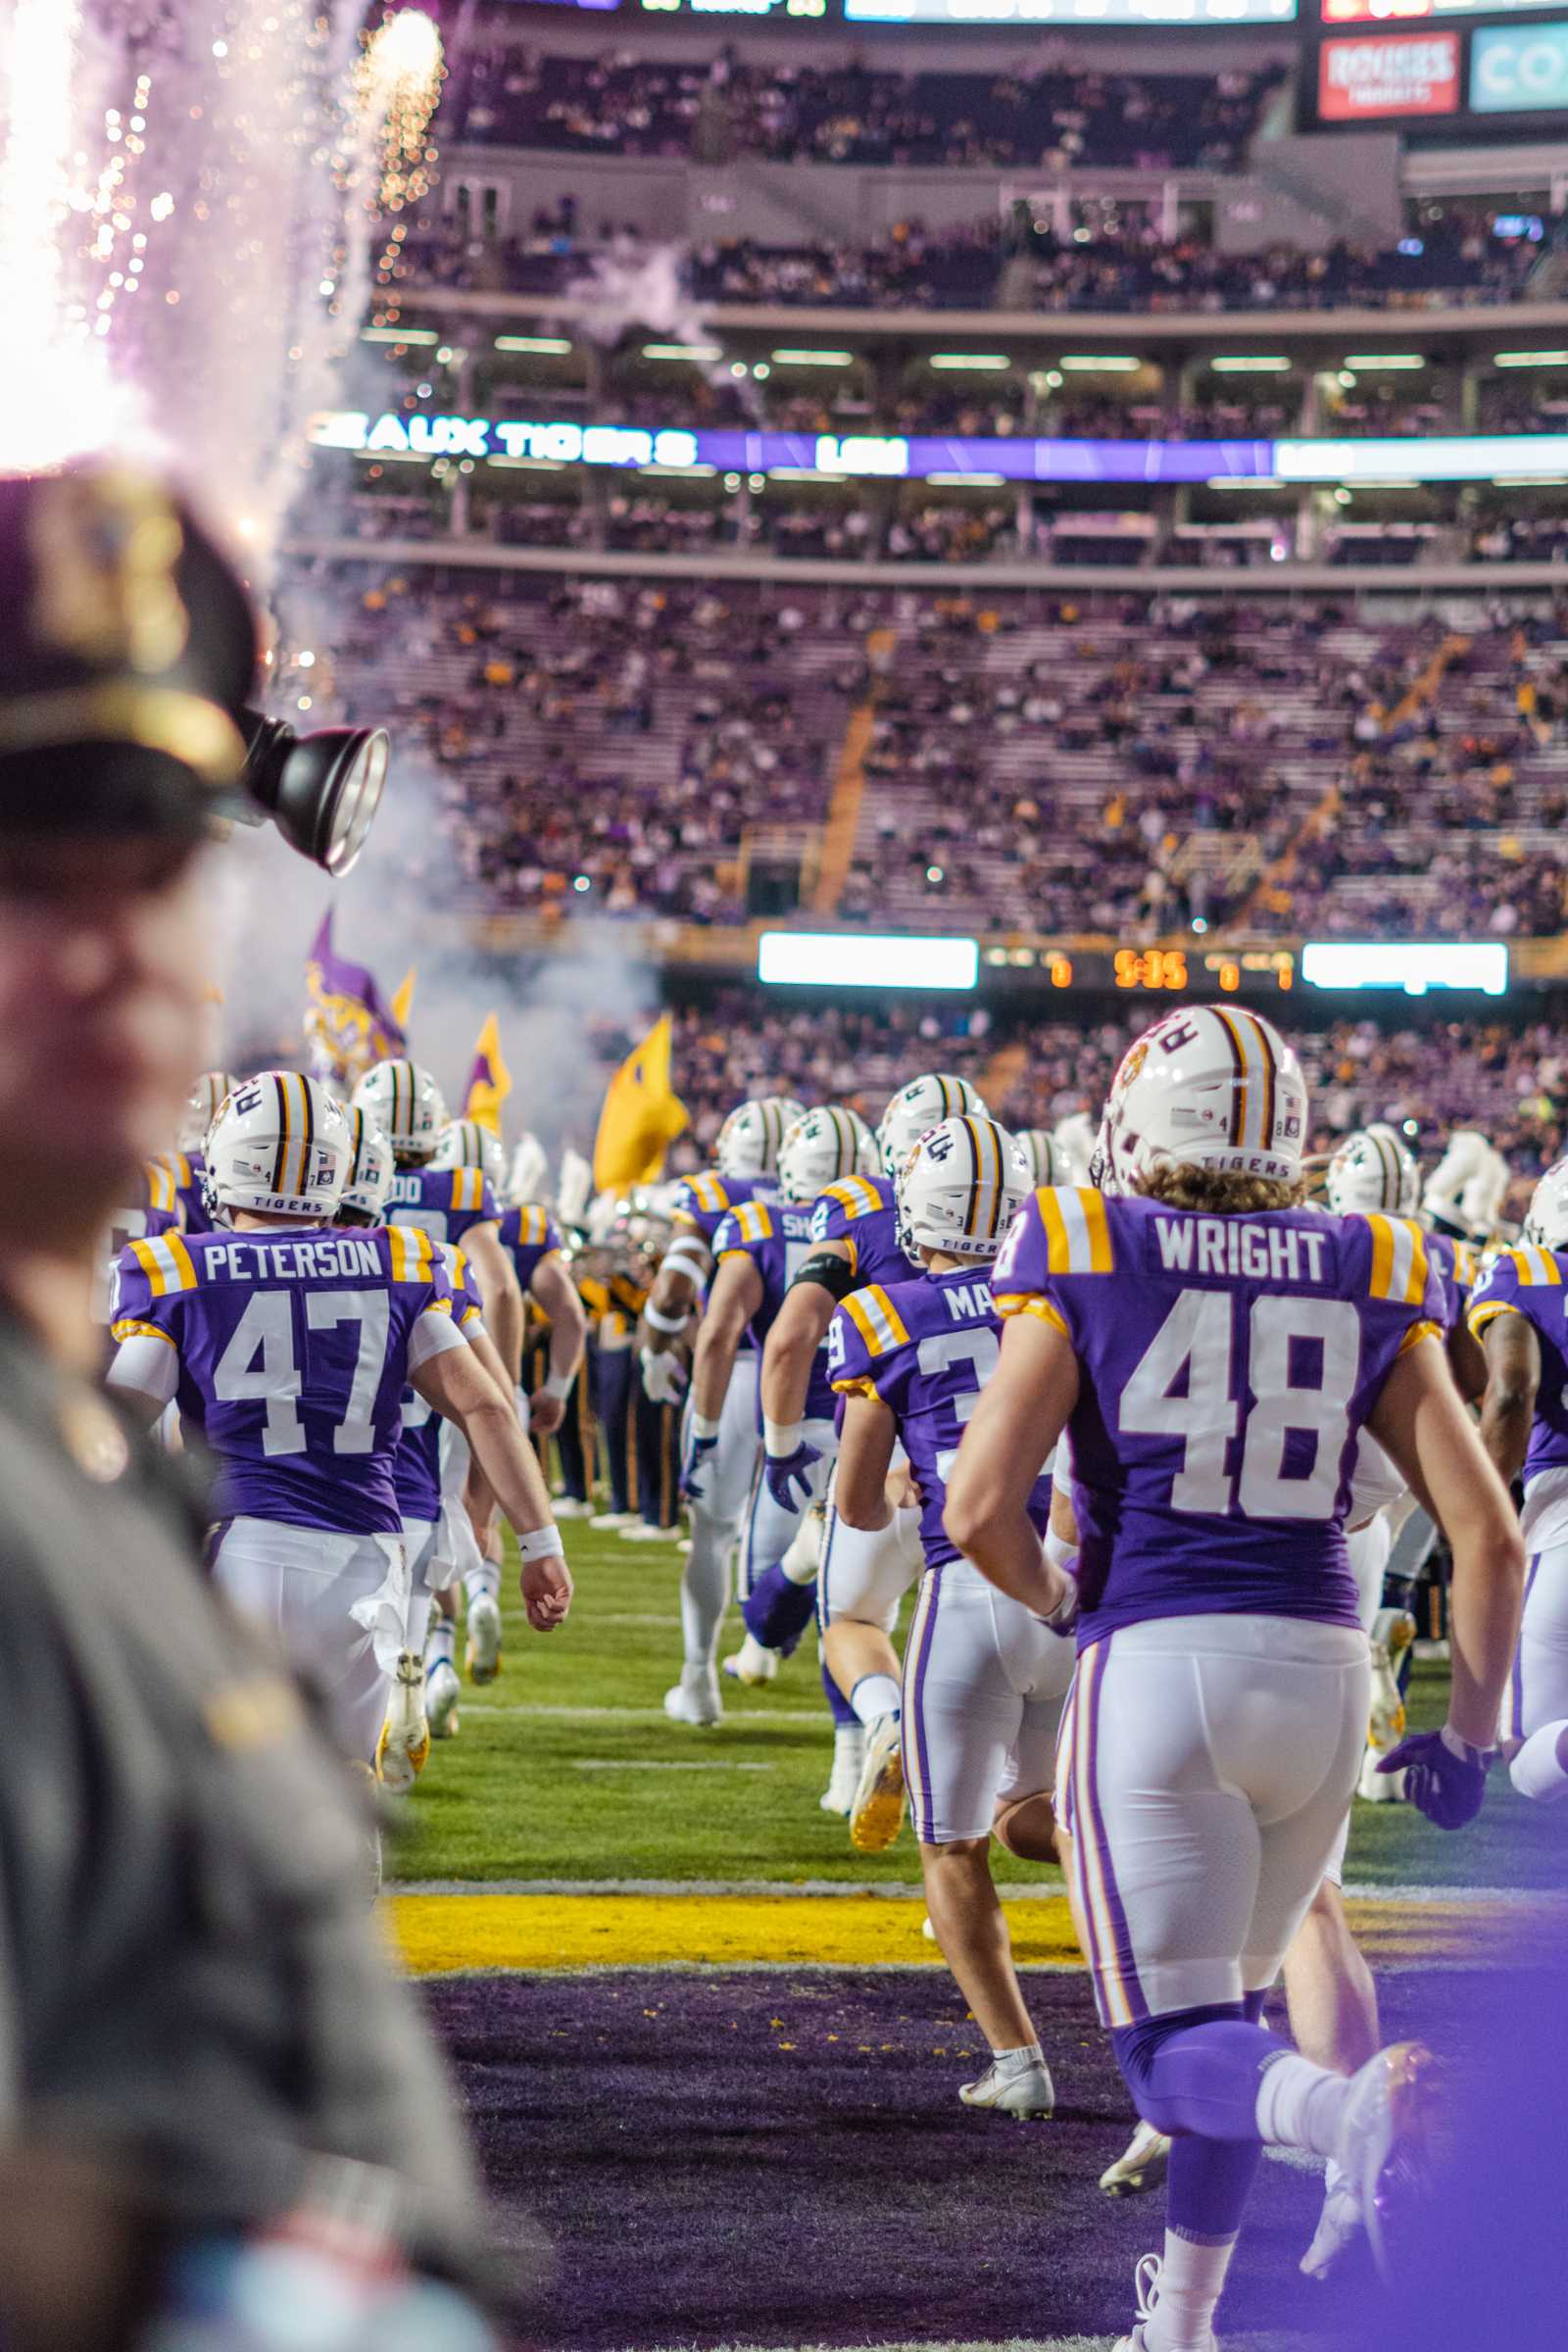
[589,1509,640,1531]
[552,1496,595,1519]
[375,1652,430,1793]
[1367,1608,1417,1753]
[921,1913,938,1943]
[618,1521,673,1543]
[1333,2041,1439,2278]
[1300,2168,1364,2280]
[1100,2119,1172,2198]
[819,1726,865,1816]
[848,1713,906,1853]
[958,2055,1055,2121]
[465,1591,503,1686]
[664,1666,722,1729]
[721,1634,779,1687]
[1112,2251,1215,2352]
[424,1658,462,1740]
[1359,1746,1406,1802]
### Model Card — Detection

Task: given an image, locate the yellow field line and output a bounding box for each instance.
[388,1890,1556,1977]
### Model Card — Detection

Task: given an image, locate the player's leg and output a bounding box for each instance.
[422,1578,462,1739]
[552,1356,593,1516]
[215,1520,404,1773]
[621,1381,671,1537]
[380,1520,438,1788]
[1283,1868,1381,2278]
[818,1486,923,1848]
[727,1421,835,1685]
[1506,1544,1568,1805]
[669,1365,760,1725]
[441,1419,503,1687]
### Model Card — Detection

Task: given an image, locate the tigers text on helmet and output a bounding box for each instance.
[714,1095,807,1182]
[1326,1124,1420,1218]
[431,1116,507,1198]
[1524,1157,1568,1252]
[351,1058,447,1166]
[777,1104,878,1203]
[177,1070,236,1155]
[1101,1006,1306,1193]
[202,1073,351,1224]
[876,1073,987,1180]
[338,1105,394,1226]
[1423,1129,1510,1246]
[897,1116,1030,1266]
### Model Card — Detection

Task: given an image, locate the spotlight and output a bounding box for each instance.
[234,710,389,876]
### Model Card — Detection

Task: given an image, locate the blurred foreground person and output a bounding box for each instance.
[0,465,497,2351]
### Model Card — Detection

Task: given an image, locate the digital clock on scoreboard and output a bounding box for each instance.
[982,946,1298,995]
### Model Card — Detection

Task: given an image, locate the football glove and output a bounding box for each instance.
[762,1438,823,1513]
[640,1347,688,1406]
[680,1420,720,1504]
[1378,1726,1493,1829]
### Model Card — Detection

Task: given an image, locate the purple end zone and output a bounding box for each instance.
[422,1967,1473,2350]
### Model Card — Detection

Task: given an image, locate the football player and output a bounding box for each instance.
[150,1067,234,1236]
[353,1064,524,1689]
[830,1116,1071,2121]
[1468,1156,1568,1814]
[642,1098,803,1727]
[760,1075,984,1812]
[107,1075,570,1782]
[682,1106,872,1751]
[947,1006,1522,2351]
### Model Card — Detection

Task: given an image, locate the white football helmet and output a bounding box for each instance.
[177,1070,236,1155]
[351,1057,447,1165]
[1013,1129,1058,1188]
[338,1105,393,1226]
[1423,1129,1510,1245]
[777,1104,878,1203]
[1524,1157,1568,1251]
[897,1116,1030,1266]
[1053,1112,1098,1185]
[714,1094,807,1182]
[203,1072,351,1224]
[1325,1124,1420,1218]
[1101,1006,1306,1193]
[508,1132,550,1207]
[876,1073,987,1180]
[431,1116,507,1198]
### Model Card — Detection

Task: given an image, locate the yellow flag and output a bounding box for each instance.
[464,1012,512,1139]
[390,966,416,1031]
[593,1012,688,1192]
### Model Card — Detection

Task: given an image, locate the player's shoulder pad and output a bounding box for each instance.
[124,1228,202,1298]
[837,1283,913,1362]
[821,1175,883,1221]
[721,1198,774,1249]
[684,1171,730,1216]
[386,1222,441,1286]
[1030,1185,1116,1277]
[1350,1212,1434,1305]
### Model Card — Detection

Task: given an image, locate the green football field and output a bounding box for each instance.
[385,1521,1560,1895]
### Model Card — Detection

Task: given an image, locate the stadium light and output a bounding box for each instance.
[1207,475,1284,489]
[1341,355,1426,369]
[928,470,1005,485]
[770,349,855,367]
[1494,351,1568,368]
[642,342,722,363]
[361,325,438,345]
[929,354,1011,370]
[494,335,572,355]
[1300,942,1508,998]
[1494,473,1568,486]
[758,932,979,992]
[1211,356,1294,373]
[1059,356,1142,372]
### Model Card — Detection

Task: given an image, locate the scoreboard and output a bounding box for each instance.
[980,944,1298,998]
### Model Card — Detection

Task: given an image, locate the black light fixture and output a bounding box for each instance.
[234,710,389,876]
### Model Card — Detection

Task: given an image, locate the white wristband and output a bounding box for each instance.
[644,1301,689,1336]
[1044,1529,1081,1580]
[518,1524,565,1563]
[691,1412,721,1442]
[543,1370,573,1401]
[764,1418,806,1457]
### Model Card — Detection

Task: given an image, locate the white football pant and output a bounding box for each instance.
[902,1558,1075,1845]
[738,1415,836,1601]
[677,1349,763,1667]
[213,1517,409,1768]
[1509,1541,1568,1745]
[1056,1613,1369,2027]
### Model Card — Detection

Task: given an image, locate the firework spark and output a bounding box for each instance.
[355,8,446,322]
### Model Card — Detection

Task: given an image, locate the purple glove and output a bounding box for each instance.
[763,1441,823,1513]
[680,1433,718,1504]
[1378,1728,1492,1829]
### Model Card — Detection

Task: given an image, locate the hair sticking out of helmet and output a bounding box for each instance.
[177,1069,236,1155]
[1524,1157,1568,1252]
[777,1104,877,1203]
[1100,1005,1306,1200]
[1326,1122,1420,1219]
[337,1105,393,1226]
[714,1094,807,1182]
[896,1116,1030,1267]
[876,1073,987,1180]
[431,1116,506,1197]
[350,1057,447,1166]
[202,1073,352,1226]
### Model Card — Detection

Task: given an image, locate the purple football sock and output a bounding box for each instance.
[821,1655,858,1728]
[742,1563,816,1655]
[1166,2132,1263,2241]
[1113,2002,1295,2143]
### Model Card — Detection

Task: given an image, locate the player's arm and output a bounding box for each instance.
[1446,1315,1488,1406]
[104,1335,176,1424]
[639,1223,710,1356]
[413,1342,571,1632]
[1368,1333,1525,1754]
[690,1252,761,1425]
[455,1314,515,1539]
[945,1309,1080,1619]
[833,1391,897,1533]
[760,1245,852,1433]
[1476,1309,1541,1488]
[526,1252,587,1436]
[462,1220,523,1387]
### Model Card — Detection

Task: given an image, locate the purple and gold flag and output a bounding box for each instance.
[303,911,408,1089]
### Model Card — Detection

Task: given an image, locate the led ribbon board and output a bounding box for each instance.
[1300,943,1509,997]
[758,932,980,990]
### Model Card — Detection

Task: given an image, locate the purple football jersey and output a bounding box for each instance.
[1469,1245,1568,1481]
[500,1200,564,1294]
[152,1148,211,1236]
[1428,1229,1480,1332]
[672,1171,777,1252]
[395,1241,486,1524]
[384,1162,500,1250]
[713,1197,837,1420]
[808,1173,907,1289]
[992,1189,1446,1647]
[111,1224,455,1535]
[828,1267,1053,1571]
